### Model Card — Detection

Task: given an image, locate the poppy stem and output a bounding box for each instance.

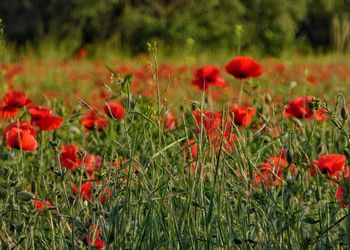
[238,79,244,104]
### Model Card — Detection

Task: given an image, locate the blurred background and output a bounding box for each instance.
[0,0,349,58]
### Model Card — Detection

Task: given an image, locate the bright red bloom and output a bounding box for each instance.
[59,144,82,170]
[208,125,237,154]
[284,96,327,121]
[0,106,19,119]
[4,121,38,151]
[33,200,55,212]
[83,225,106,249]
[84,154,102,176]
[255,156,288,187]
[192,65,226,90]
[163,113,176,130]
[310,154,347,180]
[193,110,222,135]
[104,102,124,120]
[182,139,198,161]
[229,104,256,127]
[2,91,30,108]
[33,116,64,131]
[29,106,64,131]
[72,182,93,201]
[225,56,262,79]
[0,91,30,119]
[29,106,52,121]
[80,111,108,131]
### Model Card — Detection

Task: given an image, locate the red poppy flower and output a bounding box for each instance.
[84,154,102,176]
[0,91,31,119]
[310,154,347,180]
[80,111,108,131]
[284,96,327,121]
[210,123,237,152]
[104,102,124,120]
[225,56,262,79]
[83,225,106,249]
[192,65,226,90]
[33,200,55,212]
[72,182,93,201]
[2,91,30,108]
[229,104,256,127]
[59,144,82,170]
[29,106,52,121]
[193,110,222,135]
[182,139,198,161]
[29,106,64,131]
[4,121,38,151]
[335,178,350,208]
[33,116,64,131]
[254,156,288,187]
[163,113,176,130]
[0,106,19,119]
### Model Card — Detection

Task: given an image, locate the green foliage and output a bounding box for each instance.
[0,0,348,56]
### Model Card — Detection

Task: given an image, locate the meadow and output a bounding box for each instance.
[1,47,350,249]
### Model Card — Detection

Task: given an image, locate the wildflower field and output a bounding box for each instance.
[1,49,350,249]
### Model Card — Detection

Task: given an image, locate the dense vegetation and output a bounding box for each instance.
[1,0,350,55]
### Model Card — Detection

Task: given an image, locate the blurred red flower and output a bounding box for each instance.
[80,111,108,131]
[284,96,327,121]
[163,113,176,130]
[104,102,124,120]
[33,200,55,212]
[193,110,222,135]
[59,144,82,170]
[98,187,112,204]
[335,178,350,208]
[0,91,31,119]
[255,156,288,187]
[310,154,347,180]
[29,106,64,131]
[84,154,102,176]
[83,225,106,249]
[192,65,226,90]
[74,48,87,60]
[225,56,262,79]
[72,182,93,201]
[182,139,198,161]
[4,121,38,151]
[229,104,256,127]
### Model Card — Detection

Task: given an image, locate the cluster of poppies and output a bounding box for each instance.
[80,102,125,131]
[1,91,64,151]
[192,56,262,90]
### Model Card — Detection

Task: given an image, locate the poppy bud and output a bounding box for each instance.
[286,149,294,165]
[316,144,325,155]
[264,93,272,104]
[17,191,34,202]
[341,106,349,121]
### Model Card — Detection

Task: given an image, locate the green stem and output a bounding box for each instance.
[238,79,244,104]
